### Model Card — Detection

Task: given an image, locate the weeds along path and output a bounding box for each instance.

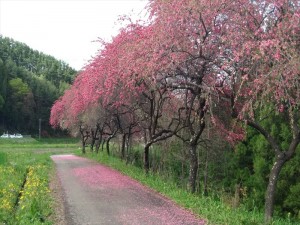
[51,154,206,225]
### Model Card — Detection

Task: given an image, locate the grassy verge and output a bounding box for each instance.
[79,151,298,225]
[0,137,78,225]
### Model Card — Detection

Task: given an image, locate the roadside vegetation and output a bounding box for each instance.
[0,137,78,225]
[0,136,298,225]
[79,147,299,225]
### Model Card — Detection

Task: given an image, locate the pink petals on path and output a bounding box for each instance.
[52,154,206,225]
[51,154,86,161]
[73,164,141,189]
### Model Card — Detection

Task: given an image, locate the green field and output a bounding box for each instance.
[0,138,78,225]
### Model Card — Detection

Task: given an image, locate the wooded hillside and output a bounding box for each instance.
[0,36,77,134]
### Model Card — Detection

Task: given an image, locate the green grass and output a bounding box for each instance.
[2,137,296,225]
[0,137,79,225]
[0,137,79,149]
[79,150,299,225]
[0,152,7,165]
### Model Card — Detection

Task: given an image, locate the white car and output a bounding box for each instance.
[15,134,23,138]
[1,134,9,138]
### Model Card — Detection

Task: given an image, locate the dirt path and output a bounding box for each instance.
[51,154,206,225]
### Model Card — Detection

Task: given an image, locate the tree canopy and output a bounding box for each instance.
[50,0,300,222]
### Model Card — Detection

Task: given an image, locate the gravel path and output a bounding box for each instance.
[51,154,206,225]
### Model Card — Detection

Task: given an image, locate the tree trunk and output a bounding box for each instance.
[121,133,126,160]
[188,143,198,193]
[101,139,105,151]
[79,127,87,154]
[126,133,131,164]
[264,155,286,223]
[106,138,111,155]
[144,144,150,173]
[96,128,103,154]
[81,137,86,154]
[95,135,102,154]
[90,138,95,152]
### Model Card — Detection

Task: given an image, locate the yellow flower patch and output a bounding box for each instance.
[18,165,50,210]
[15,164,52,224]
[0,165,22,222]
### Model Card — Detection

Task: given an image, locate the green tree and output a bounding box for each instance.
[0,35,77,133]
[0,58,8,100]
[230,109,300,218]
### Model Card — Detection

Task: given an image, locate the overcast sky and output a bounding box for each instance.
[0,0,148,70]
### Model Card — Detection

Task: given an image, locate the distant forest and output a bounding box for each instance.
[0,36,77,135]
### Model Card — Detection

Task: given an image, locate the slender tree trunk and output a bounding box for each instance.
[188,143,198,193]
[264,156,286,223]
[90,138,95,152]
[101,139,105,152]
[95,134,102,154]
[96,128,103,154]
[79,127,87,154]
[90,130,94,152]
[121,133,126,160]
[144,144,150,173]
[106,138,111,155]
[81,136,86,154]
[126,133,131,164]
[82,143,86,154]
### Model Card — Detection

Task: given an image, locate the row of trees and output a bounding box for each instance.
[50,0,300,222]
[0,36,77,133]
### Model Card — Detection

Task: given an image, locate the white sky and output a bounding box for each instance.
[0,0,149,70]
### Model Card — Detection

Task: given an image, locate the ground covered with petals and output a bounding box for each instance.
[52,154,206,225]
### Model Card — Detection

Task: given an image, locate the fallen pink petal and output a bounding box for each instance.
[52,155,206,225]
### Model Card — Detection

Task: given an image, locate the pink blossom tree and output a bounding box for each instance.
[95,24,182,172]
[219,0,300,222]
[50,68,97,153]
[146,0,236,193]
[50,0,299,221]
